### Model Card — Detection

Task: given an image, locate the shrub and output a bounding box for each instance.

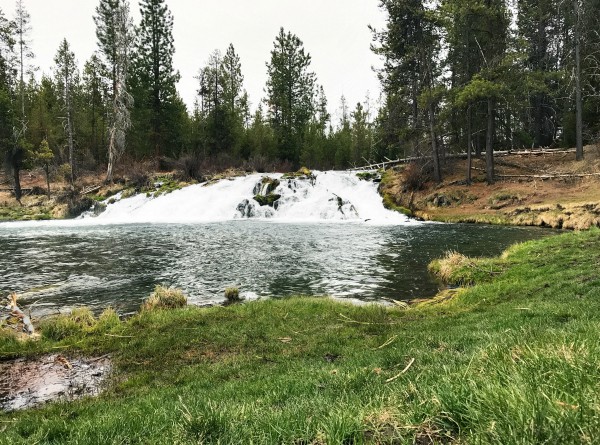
[53,163,73,183]
[178,154,206,182]
[245,154,269,173]
[402,162,429,191]
[128,168,151,191]
[224,287,241,303]
[142,285,188,311]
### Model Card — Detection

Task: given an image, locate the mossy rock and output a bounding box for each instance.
[254,194,281,207]
[262,177,280,195]
[67,197,94,218]
[382,193,413,216]
[356,171,381,182]
[282,167,316,181]
[254,177,281,195]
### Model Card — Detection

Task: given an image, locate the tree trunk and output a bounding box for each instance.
[467,108,472,184]
[574,0,584,161]
[45,164,50,198]
[106,128,116,183]
[486,99,495,184]
[67,93,75,186]
[12,162,22,202]
[429,102,441,183]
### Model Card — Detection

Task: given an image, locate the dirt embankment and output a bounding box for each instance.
[380,145,600,230]
[0,170,118,222]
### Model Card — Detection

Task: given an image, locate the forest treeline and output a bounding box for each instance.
[1,0,599,200]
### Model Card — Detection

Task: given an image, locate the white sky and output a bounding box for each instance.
[0,0,387,119]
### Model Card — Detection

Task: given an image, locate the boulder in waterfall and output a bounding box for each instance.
[253,194,281,208]
[237,199,257,218]
[329,195,359,218]
[254,177,281,196]
[282,167,316,184]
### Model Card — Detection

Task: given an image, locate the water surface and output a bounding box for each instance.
[0,221,549,315]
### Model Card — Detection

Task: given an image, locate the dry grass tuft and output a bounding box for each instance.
[142,285,188,311]
[430,251,471,283]
[224,287,241,304]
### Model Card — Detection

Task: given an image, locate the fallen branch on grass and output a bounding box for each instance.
[385,358,416,383]
[496,172,600,180]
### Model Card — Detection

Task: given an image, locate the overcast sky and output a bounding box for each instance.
[0,0,387,119]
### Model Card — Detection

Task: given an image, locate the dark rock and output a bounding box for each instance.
[254,194,281,208]
[237,199,257,218]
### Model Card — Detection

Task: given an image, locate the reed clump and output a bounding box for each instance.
[142,285,188,311]
[224,287,241,304]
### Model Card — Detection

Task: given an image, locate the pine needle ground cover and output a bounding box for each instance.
[1,229,599,444]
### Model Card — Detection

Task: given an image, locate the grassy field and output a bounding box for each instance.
[1,229,600,444]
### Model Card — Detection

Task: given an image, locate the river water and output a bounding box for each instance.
[0,221,547,315]
[0,172,551,314]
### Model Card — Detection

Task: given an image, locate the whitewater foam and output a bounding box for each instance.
[2,171,418,227]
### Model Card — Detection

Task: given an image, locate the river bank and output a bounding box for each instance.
[1,228,599,443]
[379,145,600,230]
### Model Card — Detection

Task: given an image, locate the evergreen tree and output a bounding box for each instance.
[28,76,61,162]
[265,28,316,166]
[220,44,246,157]
[517,0,563,148]
[221,44,244,115]
[9,0,33,200]
[334,96,352,168]
[372,0,443,181]
[133,0,179,158]
[351,101,371,165]
[195,46,247,158]
[94,0,135,182]
[54,38,78,184]
[0,7,16,186]
[81,53,108,163]
[31,138,53,197]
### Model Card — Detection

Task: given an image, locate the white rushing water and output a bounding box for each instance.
[1,171,416,228]
[87,171,412,225]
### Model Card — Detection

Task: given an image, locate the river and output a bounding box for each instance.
[0,172,550,314]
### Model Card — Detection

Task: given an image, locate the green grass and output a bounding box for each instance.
[2,229,600,443]
[0,205,52,222]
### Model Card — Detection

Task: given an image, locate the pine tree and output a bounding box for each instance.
[133,0,179,158]
[221,44,244,115]
[0,7,16,188]
[31,138,53,197]
[28,76,61,161]
[265,28,316,166]
[517,0,563,148]
[220,44,246,157]
[94,0,134,182]
[82,53,108,163]
[9,0,33,200]
[372,0,443,182]
[54,38,78,185]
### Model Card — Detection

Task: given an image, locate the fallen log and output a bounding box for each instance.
[81,185,102,196]
[496,172,600,180]
[351,149,577,171]
[8,293,35,335]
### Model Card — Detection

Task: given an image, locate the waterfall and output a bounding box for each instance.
[83,171,413,225]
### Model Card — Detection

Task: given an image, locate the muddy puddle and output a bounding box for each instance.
[0,354,111,412]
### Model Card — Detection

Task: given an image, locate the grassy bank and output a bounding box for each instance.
[2,229,600,444]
